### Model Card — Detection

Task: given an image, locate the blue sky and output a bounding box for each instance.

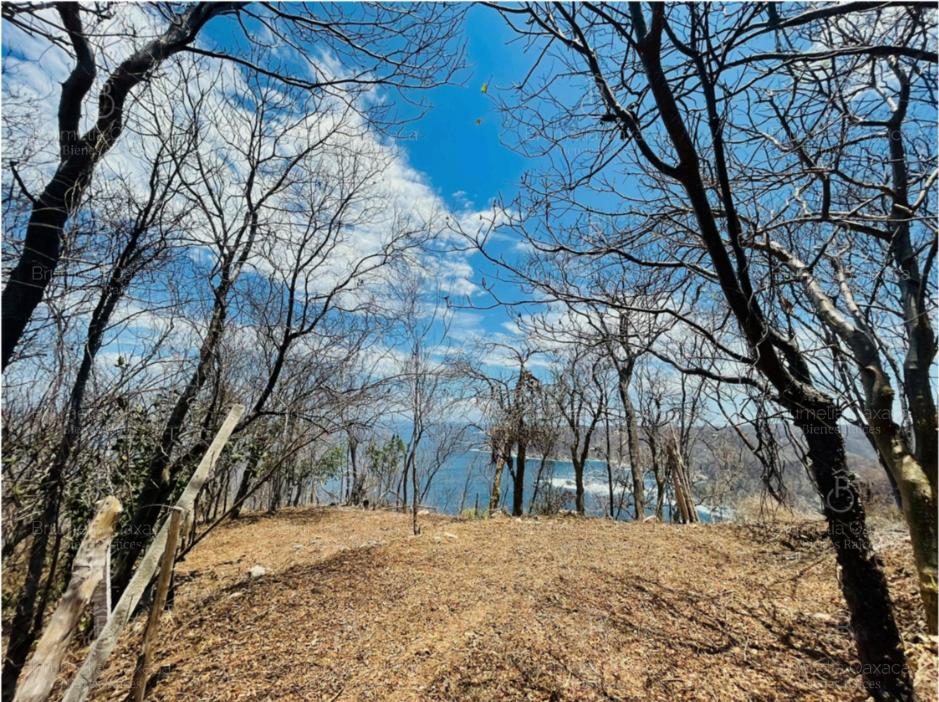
[1,4,642,382]
[2,4,546,377]
[404,6,529,209]
[4,3,932,412]
[396,5,535,349]
[217,4,540,357]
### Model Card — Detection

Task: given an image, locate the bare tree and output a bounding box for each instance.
[471,343,543,516]
[1,89,195,693]
[484,3,934,694]
[742,7,938,629]
[577,302,672,520]
[390,269,468,534]
[527,380,564,515]
[548,341,607,516]
[1,3,238,369]
[1,2,465,369]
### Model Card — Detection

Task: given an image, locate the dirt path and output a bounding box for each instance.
[72,508,935,701]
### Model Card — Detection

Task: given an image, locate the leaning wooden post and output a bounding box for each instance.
[128,509,182,702]
[61,404,245,702]
[90,546,111,638]
[13,496,122,702]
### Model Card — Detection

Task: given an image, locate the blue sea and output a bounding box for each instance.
[328,449,732,523]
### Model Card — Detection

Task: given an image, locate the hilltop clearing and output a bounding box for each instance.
[64,508,935,702]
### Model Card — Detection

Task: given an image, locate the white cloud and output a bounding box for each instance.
[2,7,494,358]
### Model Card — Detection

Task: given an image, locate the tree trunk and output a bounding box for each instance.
[623,394,645,520]
[231,448,261,520]
[512,442,526,516]
[649,436,665,520]
[885,108,937,490]
[489,452,505,514]
[349,439,365,506]
[666,436,698,524]
[623,8,914,693]
[410,453,419,535]
[605,454,615,519]
[796,411,914,700]
[603,414,616,519]
[670,469,689,524]
[885,106,938,630]
[528,455,551,515]
[572,451,585,516]
[864,371,938,634]
[892,453,939,634]
[399,457,409,510]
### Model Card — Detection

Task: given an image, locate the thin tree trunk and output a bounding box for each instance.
[410,453,419,535]
[489,451,505,514]
[348,438,364,506]
[622,392,645,520]
[648,436,664,520]
[512,441,527,516]
[231,465,255,519]
[528,455,551,515]
[231,445,263,520]
[604,416,614,518]
[572,451,585,516]
[863,370,938,633]
[667,437,697,524]
[399,458,408,511]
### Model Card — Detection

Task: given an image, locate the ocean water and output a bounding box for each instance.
[353,449,732,523]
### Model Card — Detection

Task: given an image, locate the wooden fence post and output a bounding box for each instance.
[13,496,122,702]
[128,509,182,702]
[60,404,244,702]
[90,545,111,638]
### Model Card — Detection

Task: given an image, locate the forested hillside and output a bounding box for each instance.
[1,3,936,701]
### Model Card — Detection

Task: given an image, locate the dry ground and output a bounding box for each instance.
[61,507,936,701]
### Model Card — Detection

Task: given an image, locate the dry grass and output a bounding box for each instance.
[61,507,935,701]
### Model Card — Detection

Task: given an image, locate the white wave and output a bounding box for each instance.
[545,476,611,496]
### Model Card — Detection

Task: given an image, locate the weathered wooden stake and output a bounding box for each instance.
[61,404,244,702]
[13,496,122,702]
[129,509,182,702]
[90,545,111,638]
